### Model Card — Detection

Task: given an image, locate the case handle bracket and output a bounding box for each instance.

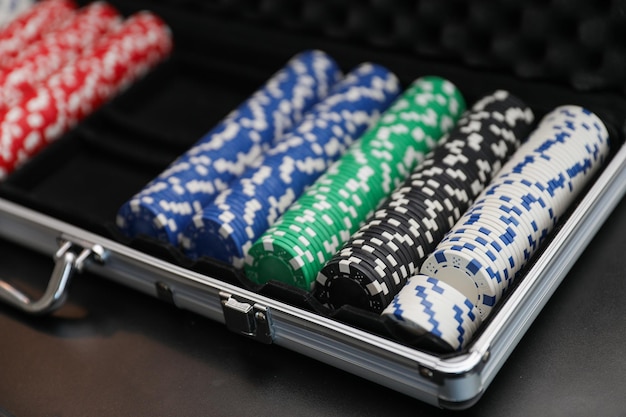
[0,238,107,315]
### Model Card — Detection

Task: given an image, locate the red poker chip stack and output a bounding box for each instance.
[0,0,76,70]
[0,1,122,115]
[66,11,173,119]
[0,8,173,178]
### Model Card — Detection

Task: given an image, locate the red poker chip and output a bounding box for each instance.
[0,9,173,178]
[0,0,77,70]
[0,2,121,114]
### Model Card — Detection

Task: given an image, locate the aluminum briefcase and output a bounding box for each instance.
[1,0,625,409]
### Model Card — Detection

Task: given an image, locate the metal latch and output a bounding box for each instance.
[0,237,107,314]
[220,292,274,344]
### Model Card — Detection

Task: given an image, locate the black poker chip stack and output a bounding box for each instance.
[314,90,535,313]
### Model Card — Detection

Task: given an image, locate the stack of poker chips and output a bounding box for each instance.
[315,91,535,313]
[384,105,609,351]
[116,50,342,245]
[244,76,466,291]
[0,5,173,178]
[0,1,121,115]
[181,63,401,268]
[418,105,610,319]
[0,0,75,69]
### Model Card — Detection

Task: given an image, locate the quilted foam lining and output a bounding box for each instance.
[99,0,626,93]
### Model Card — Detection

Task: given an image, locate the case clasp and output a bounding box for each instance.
[220,292,274,344]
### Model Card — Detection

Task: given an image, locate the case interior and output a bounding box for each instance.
[2,0,626,354]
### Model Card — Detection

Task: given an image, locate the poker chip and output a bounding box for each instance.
[0,10,173,178]
[0,1,121,115]
[381,274,482,351]
[314,90,535,312]
[116,49,343,245]
[0,0,34,29]
[0,0,76,70]
[245,76,466,291]
[420,105,610,320]
[421,247,501,319]
[183,62,401,269]
[314,252,393,312]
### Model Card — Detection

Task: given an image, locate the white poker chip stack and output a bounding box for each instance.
[384,105,610,351]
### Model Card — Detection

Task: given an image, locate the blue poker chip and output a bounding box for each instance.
[115,185,199,243]
[180,203,250,265]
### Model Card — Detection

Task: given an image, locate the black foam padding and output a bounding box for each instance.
[81,0,626,93]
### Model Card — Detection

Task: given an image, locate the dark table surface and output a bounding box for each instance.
[1,194,626,417]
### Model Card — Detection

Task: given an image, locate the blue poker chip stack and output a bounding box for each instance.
[419,105,610,321]
[180,63,402,268]
[116,50,342,245]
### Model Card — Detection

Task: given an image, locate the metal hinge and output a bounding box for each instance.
[220,292,274,344]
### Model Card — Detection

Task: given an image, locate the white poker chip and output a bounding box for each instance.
[433,237,508,299]
[420,248,501,319]
[496,167,570,219]
[382,274,482,351]
[482,179,557,234]
[453,204,528,270]
[413,275,482,337]
[471,188,551,249]
[439,226,517,292]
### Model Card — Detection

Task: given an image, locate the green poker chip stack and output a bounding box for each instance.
[244,76,467,291]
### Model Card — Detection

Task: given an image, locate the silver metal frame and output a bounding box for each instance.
[0,141,625,408]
